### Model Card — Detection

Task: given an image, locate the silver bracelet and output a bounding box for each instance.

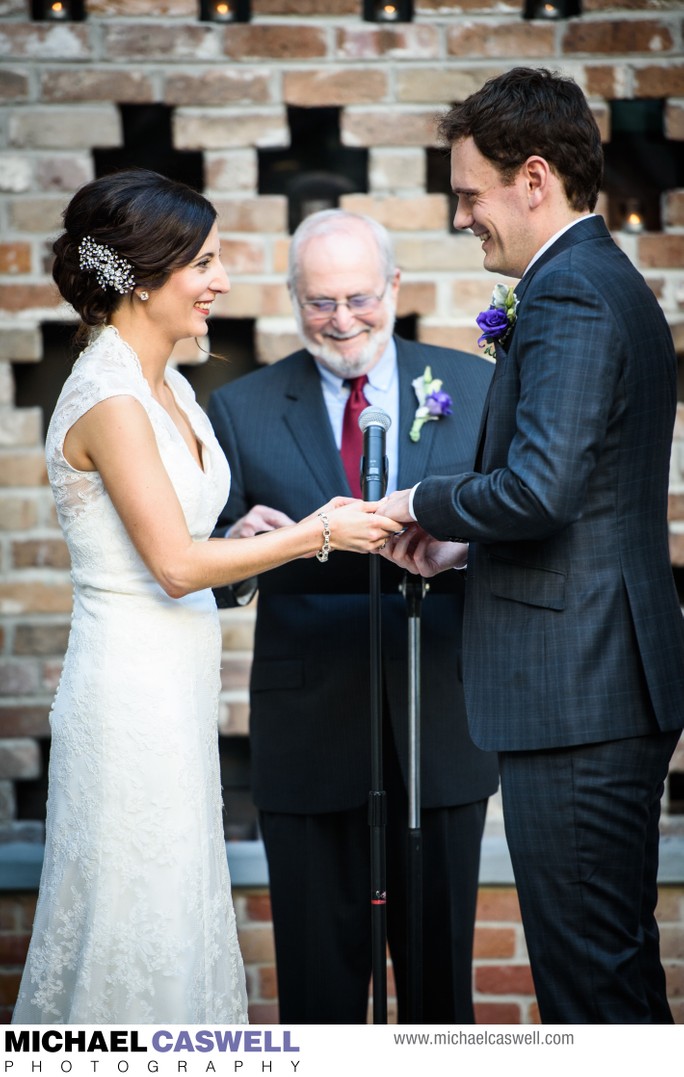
[315,511,331,563]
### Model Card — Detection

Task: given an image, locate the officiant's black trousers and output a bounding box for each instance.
[260,731,487,1024]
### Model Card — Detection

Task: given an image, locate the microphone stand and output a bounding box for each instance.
[368,535,387,1024]
[359,406,390,1024]
[399,572,428,1023]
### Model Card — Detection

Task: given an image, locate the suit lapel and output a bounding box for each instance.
[471,216,610,468]
[396,339,446,489]
[473,339,512,469]
[282,351,351,499]
[283,336,499,495]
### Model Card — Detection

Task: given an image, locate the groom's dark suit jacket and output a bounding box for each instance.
[209,336,498,814]
[415,216,684,751]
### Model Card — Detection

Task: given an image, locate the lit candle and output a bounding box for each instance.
[623,206,645,234]
[376,3,400,20]
[533,1,563,18]
[46,0,70,18]
[212,1,234,21]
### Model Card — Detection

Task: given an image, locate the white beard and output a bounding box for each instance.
[294,295,396,379]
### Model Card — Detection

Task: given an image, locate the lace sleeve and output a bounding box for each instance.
[45,327,151,529]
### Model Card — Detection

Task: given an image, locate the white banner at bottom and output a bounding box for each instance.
[3,1024,683,1077]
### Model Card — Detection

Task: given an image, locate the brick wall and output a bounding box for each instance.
[2,884,683,1024]
[0,0,683,1023]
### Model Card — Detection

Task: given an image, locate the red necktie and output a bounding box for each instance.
[340,375,368,498]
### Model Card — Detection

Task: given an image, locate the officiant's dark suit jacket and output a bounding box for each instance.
[209,336,498,815]
[414,216,684,749]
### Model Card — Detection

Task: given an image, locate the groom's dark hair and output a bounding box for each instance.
[438,67,603,213]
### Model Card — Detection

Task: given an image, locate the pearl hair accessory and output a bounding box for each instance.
[78,236,136,295]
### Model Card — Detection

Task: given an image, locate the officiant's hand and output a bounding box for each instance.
[227,504,295,538]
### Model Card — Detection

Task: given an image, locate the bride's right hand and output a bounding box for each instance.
[312,498,403,555]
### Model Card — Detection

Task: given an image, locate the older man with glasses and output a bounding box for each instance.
[208,209,498,1024]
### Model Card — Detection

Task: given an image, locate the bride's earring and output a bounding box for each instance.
[139,290,149,301]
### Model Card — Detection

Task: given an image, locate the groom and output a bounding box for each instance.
[380,67,684,1023]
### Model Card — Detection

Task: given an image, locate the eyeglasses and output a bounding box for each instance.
[298,281,389,320]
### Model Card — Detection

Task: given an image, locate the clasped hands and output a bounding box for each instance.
[228,494,468,572]
[228,499,402,557]
[375,489,468,578]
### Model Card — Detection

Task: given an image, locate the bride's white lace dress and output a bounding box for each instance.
[13,326,248,1024]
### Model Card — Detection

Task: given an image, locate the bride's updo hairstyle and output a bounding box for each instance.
[53,168,218,331]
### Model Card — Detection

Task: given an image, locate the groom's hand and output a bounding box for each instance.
[380,524,468,577]
[376,487,414,525]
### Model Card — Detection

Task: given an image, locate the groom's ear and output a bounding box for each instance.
[522,155,551,209]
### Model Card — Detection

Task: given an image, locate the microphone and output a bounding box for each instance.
[358,405,391,502]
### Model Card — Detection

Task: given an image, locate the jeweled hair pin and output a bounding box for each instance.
[78,236,136,295]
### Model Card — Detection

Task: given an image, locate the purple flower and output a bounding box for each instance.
[475,285,519,359]
[476,307,510,344]
[426,389,453,417]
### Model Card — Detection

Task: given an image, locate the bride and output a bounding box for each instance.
[12,168,400,1024]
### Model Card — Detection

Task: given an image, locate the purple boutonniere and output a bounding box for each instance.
[409,365,453,443]
[476,283,519,359]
